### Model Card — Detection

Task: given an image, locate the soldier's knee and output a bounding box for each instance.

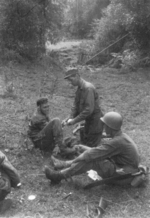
[51,117,61,124]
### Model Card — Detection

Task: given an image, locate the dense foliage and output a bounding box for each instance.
[0,0,64,60]
[92,0,150,56]
[63,0,110,38]
[0,0,150,63]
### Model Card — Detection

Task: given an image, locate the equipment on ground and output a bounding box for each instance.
[84,169,147,189]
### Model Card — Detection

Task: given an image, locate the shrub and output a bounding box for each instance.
[63,0,110,39]
[0,0,64,61]
[92,0,150,60]
[92,2,129,53]
[0,0,44,60]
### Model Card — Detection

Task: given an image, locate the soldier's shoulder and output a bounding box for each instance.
[31,111,44,123]
[83,80,95,90]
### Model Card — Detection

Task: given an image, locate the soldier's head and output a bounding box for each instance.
[100,112,122,136]
[64,67,80,86]
[36,97,49,116]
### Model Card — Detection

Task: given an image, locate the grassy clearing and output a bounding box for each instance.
[0,43,150,217]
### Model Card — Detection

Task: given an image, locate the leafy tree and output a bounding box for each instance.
[92,0,150,57]
[93,1,129,53]
[63,0,110,38]
[0,0,64,60]
[120,0,150,52]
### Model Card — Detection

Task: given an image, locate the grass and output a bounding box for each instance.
[0,41,150,217]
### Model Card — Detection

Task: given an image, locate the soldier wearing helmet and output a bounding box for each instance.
[44,112,145,187]
[101,111,122,130]
[62,67,103,148]
[100,111,123,138]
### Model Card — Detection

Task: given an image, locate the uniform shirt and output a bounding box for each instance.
[28,108,49,141]
[70,78,101,124]
[82,130,140,170]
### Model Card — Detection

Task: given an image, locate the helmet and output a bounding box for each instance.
[100,112,122,130]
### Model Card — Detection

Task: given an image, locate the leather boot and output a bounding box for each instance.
[44,166,64,184]
[51,156,72,170]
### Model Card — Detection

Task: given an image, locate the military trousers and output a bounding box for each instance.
[80,113,103,147]
[61,159,138,186]
[33,118,63,152]
[80,130,102,148]
[61,159,116,179]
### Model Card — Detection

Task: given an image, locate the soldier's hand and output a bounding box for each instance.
[67,119,74,126]
[76,144,91,152]
[74,144,85,153]
[53,146,60,156]
[74,145,80,151]
[61,119,68,127]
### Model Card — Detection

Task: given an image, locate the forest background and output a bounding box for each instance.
[0,0,150,67]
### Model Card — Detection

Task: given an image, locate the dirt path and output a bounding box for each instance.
[0,41,150,218]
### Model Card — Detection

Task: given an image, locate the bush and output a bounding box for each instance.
[92,0,150,62]
[0,0,45,60]
[92,2,129,54]
[0,0,64,61]
[63,0,110,39]
[124,0,150,53]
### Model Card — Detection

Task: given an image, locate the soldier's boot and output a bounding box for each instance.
[0,199,12,214]
[44,166,64,184]
[51,156,72,170]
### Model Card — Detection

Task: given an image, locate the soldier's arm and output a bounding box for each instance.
[0,151,20,188]
[72,140,119,163]
[70,96,78,119]
[0,151,5,165]
[31,115,47,130]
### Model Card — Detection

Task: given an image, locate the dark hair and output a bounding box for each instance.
[36,97,48,107]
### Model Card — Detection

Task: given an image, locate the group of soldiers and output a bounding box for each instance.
[28,67,148,186]
[0,67,148,214]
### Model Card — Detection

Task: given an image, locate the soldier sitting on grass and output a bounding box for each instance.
[0,150,20,214]
[44,112,148,187]
[28,97,64,155]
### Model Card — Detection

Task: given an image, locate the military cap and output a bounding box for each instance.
[64,67,78,79]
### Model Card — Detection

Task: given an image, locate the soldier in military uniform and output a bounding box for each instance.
[44,112,147,187]
[0,150,20,213]
[28,97,64,154]
[62,68,103,148]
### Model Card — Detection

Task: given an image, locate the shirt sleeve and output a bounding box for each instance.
[0,151,5,166]
[80,139,120,162]
[70,98,78,119]
[73,88,95,123]
[1,155,20,188]
[31,115,47,130]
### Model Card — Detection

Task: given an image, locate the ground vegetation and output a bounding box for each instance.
[0,41,150,218]
[0,1,150,217]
